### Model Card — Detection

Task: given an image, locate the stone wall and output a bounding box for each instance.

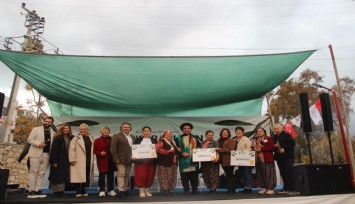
[0,143,28,188]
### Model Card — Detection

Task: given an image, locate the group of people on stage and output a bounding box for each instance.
[25,116,298,199]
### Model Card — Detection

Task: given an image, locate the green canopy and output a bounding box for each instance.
[0,50,315,116]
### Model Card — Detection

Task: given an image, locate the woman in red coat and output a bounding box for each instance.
[252,128,277,195]
[94,127,117,197]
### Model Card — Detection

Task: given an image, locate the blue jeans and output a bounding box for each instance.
[239,166,253,189]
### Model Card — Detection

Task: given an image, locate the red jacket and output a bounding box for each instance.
[253,135,275,163]
[94,136,115,173]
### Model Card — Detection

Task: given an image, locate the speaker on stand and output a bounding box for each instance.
[319,93,335,164]
[299,93,313,164]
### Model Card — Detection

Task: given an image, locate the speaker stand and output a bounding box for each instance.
[305,131,313,164]
[326,131,335,164]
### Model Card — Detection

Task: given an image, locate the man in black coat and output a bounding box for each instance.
[272,123,299,195]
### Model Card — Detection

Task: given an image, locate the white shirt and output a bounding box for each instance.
[141,137,152,145]
[124,133,133,147]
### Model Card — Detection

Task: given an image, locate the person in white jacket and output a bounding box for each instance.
[233,126,253,194]
[27,116,55,199]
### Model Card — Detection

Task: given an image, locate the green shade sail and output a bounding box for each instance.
[0,50,315,117]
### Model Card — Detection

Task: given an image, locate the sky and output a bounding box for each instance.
[0,0,355,134]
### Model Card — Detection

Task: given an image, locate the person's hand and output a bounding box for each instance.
[182,152,189,157]
[280,148,285,153]
[215,147,220,152]
[131,157,136,160]
[116,160,120,164]
[169,148,175,153]
[38,142,46,148]
[53,163,58,168]
[70,161,76,166]
[100,151,107,156]
[256,147,261,152]
[177,148,182,152]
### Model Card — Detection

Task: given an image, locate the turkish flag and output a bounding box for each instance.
[314,99,322,111]
[284,121,296,138]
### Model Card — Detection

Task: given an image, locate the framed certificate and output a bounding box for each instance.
[132,144,157,159]
[230,150,255,166]
[192,148,217,162]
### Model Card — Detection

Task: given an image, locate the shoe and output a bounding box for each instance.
[35,191,47,198]
[192,190,199,195]
[99,191,105,197]
[139,188,146,197]
[145,188,152,197]
[258,188,267,194]
[278,189,289,194]
[239,188,252,194]
[108,190,117,196]
[123,191,129,196]
[82,193,88,197]
[287,191,300,196]
[75,194,82,197]
[266,190,275,195]
[27,191,39,199]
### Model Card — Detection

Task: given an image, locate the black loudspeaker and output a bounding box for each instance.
[330,164,353,194]
[320,93,334,132]
[299,93,312,132]
[294,165,332,195]
[0,169,9,199]
[0,92,5,117]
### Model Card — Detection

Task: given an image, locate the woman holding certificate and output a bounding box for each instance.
[133,126,158,197]
[252,128,277,195]
[200,130,219,194]
[216,128,236,194]
[156,130,178,196]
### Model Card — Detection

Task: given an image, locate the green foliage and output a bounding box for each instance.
[12,115,37,143]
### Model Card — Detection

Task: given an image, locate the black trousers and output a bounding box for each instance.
[222,166,235,191]
[277,158,295,191]
[98,170,114,192]
[180,171,199,192]
[76,163,91,194]
[76,183,86,194]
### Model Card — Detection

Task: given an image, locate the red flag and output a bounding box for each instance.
[284,121,296,138]
[315,99,322,111]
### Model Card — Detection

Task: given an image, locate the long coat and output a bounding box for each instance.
[111,132,136,165]
[49,135,73,184]
[93,136,116,173]
[69,134,94,183]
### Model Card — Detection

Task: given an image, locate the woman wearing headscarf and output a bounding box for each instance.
[200,130,219,194]
[49,124,74,196]
[216,128,236,194]
[156,130,178,196]
[252,127,277,195]
[133,126,157,197]
[69,123,95,197]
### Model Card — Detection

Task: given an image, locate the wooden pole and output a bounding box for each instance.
[328,44,355,192]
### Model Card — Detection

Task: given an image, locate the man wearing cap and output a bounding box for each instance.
[175,122,201,194]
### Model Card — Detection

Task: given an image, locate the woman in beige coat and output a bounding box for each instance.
[69,123,95,197]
